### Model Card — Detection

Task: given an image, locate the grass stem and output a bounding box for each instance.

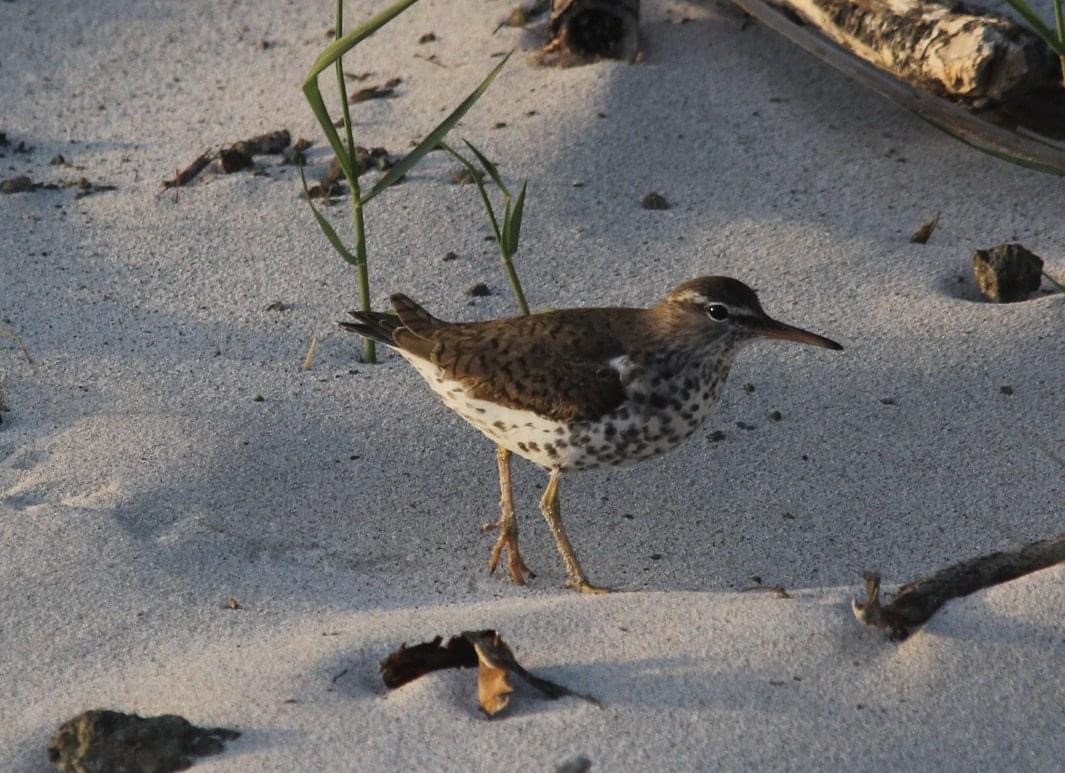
[334,0,376,362]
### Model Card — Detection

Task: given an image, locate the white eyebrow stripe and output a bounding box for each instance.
[671,290,710,305]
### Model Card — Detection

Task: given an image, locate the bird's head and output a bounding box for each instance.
[661,276,843,351]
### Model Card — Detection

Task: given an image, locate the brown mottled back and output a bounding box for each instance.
[343,280,751,422]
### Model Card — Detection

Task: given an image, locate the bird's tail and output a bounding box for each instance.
[389,294,445,338]
[339,310,403,346]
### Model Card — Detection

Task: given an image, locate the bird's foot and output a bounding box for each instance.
[487,525,535,586]
[565,577,613,595]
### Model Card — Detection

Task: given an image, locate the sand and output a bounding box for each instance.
[1,0,1063,770]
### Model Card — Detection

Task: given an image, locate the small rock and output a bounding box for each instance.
[466,282,491,297]
[418,32,437,43]
[225,597,241,609]
[443,251,458,261]
[708,430,726,442]
[999,385,1014,395]
[253,395,265,402]
[450,167,484,185]
[879,398,897,406]
[972,243,1044,303]
[641,192,669,210]
[743,383,756,393]
[49,154,67,166]
[768,410,782,421]
[1,175,36,194]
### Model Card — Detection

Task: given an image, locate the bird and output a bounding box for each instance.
[341,276,842,593]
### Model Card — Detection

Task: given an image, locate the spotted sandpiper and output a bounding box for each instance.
[341,276,842,593]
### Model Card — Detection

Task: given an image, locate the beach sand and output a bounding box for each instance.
[1,0,1062,769]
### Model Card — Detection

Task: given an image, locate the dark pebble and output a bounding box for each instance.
[641,192,669,210]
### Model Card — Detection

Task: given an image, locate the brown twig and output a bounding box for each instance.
[163,151,213,189]
[739,584,793,599]
[853,534,1065,640]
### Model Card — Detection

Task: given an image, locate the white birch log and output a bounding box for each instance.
[769,0,1057,103]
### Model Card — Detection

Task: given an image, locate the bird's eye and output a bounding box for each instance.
[707,304,729,321]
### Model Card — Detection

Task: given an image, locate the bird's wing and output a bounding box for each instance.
[394,310,635,423]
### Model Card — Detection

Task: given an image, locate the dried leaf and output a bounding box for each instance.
[464,630,601,714]
[349,78,402,104]
[475,647,514,717]
[910,212,940,244]
[381,629,600,717]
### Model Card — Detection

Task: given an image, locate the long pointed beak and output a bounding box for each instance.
[754,317,843,350]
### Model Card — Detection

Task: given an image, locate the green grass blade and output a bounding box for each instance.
[439,142,503,243]
[305,0,420,81]
[505,180,527,256]
[299,163,359,265]
[302,0,420,183]
[1003,0,1065,53]
[334,1,360,193]
[463,139,507,193]
[361,51,513,203]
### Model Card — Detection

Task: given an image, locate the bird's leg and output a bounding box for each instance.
[485,446,534,585]
[538,469,611,594]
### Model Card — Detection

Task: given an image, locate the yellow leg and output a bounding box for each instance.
[539,469,611,594]
[486,446,534,585]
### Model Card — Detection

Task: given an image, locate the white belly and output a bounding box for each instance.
[402,353,579,469]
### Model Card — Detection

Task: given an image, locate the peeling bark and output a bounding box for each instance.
[773,0,1058,104]
[732,0,1065,173]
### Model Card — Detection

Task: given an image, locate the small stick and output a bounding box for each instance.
[302,335,319,370]
[1041,268,1065,294]
[739,585,792,599]
[853,533,1065,640]
[0,323,33,364]
[163,151,212,189]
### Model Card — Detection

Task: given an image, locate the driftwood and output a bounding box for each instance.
[853,533,1065,640]
[732,0,1065,172]
[769,0,1058,104]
